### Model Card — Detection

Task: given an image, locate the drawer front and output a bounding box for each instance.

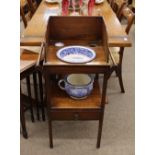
[50,111,100,120]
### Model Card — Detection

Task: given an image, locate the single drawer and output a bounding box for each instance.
[50,111,100,120]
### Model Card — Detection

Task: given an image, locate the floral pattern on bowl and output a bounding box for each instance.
[56,46,96,63]
[58,74,94,99]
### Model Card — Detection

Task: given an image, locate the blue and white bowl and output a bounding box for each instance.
[57,46,96,63]
[58,74,94,99]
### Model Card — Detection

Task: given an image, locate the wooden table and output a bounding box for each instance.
[21,0,131,47]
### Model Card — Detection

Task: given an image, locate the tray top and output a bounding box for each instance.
[44,45,110,67]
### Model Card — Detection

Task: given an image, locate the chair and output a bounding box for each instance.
[20,0,33,28]
[20,48,36,138]
[20,0,45,122]
[20,0,38,28]
[20,0,35,134]
[109,6,135,92]
[20,44,45,138]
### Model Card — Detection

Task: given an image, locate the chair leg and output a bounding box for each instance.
[33,72,40,121]
[26,76,35,122]
[117,67,125,93]
[20,87,28,138]
[48,119,53,148]
[20,106,28,138]
[109,66,125,93]
[38,71,46,121]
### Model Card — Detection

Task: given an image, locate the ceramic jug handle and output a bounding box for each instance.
[58,79,65,90]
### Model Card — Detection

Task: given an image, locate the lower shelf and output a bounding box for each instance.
[49,80,107,110]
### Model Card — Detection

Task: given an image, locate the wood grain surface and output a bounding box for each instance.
[21,0,131,47]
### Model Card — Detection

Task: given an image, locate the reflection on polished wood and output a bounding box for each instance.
[20,49,39,61]
[21,0,131,47]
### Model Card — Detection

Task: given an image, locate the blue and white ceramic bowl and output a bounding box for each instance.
[56,46,96,63]
[58,74,94,99]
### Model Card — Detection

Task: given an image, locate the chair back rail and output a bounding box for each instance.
[118,6,135,34]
